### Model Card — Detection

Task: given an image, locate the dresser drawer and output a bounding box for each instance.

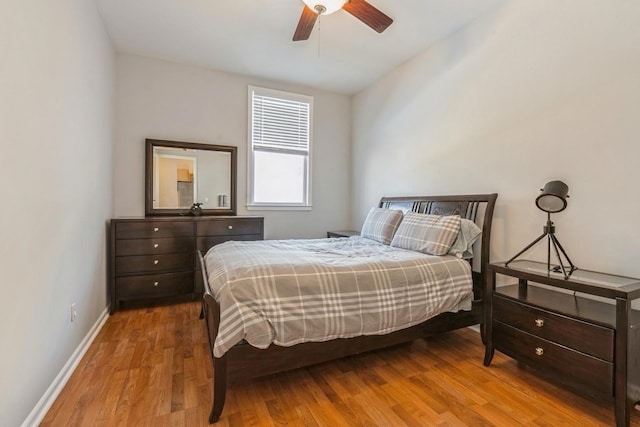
[493,294,614,361]
[196,219,263,236]
[196,234,263,253]
[116,272,194,300]
[115,252,193,275]
[115,237,194,256]
[493,322,614,395]
[116,221,193,239]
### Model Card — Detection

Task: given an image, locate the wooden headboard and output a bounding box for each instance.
[378,193,498,301]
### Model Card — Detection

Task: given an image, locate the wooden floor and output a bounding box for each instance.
[42,301,640,426]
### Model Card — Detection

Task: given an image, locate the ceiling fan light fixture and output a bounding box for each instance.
[293,0,392,42]
[302,0,347,15]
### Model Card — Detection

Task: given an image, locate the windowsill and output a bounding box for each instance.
[246,204,312,211]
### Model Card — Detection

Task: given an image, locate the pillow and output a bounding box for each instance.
[448,218,482,259]
[390,213,461,255]
[360,207,403,245]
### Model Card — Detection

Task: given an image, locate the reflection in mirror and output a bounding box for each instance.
[153,150,198,209]
[145,139,237,216]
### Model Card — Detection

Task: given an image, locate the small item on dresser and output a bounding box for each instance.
[190,202,203,216]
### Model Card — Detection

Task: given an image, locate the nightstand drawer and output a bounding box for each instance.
[493,294,614,362]
[116,221,193,239]
[116,272,194,299]
[327,230,359,238]
[115,252,193,275]
[115,237,194,256]
[494,322,613,395]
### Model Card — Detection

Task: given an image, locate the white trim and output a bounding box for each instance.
[246,204,312,211]
[21,307,110,427]
[247,85,313,207]
[249,85,312,105]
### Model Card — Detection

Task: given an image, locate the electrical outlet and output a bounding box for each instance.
[71,303,77,322]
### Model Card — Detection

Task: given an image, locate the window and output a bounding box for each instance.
[248,86,312,209]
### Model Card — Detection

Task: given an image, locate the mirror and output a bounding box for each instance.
[145,139,237,216]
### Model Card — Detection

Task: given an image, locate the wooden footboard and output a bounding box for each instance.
[198,193,497,423]
[200,282,227,423]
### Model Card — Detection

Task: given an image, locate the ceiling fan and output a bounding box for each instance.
[293,0,393,42]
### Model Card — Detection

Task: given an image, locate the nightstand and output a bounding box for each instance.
[326,230,359,238]
[483,260,640,427]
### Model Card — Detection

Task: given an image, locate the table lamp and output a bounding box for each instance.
[505,180,576,279]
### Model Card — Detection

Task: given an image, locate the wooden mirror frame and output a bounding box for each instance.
[145,139,237,216]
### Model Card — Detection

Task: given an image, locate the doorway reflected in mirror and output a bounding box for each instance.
[153,151,197,209]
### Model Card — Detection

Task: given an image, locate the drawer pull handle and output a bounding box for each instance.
[154,260,159,265]
[535,318,544,327]
[154,227,159,232]
[535,347,544,356]
[154,243,159,248]
[228,225,233,230]
[153,281,159,287]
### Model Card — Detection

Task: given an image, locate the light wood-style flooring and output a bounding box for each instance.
[42,301,640,426]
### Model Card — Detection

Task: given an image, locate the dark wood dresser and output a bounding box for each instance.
[484,260,640,427]
[109,216,263,314]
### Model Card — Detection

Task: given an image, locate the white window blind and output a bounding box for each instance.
[252,93,310,154]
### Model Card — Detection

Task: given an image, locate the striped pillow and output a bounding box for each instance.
[391,213,461,255]
[360,208,403,245]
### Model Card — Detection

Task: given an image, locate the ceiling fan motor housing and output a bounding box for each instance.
[302,0,347,15]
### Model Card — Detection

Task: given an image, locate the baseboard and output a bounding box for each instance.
[21,307,110,427]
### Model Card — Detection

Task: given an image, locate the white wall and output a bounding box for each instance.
[0,1,114,425]
[113,54,352,239]
[352,1,640,278]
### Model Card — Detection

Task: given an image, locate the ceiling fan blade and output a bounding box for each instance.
[342,0,393,33]
[293,6,319,41]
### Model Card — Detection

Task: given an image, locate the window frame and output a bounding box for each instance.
[247,85,313,210]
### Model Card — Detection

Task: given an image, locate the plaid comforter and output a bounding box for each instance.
[204,237,473,357]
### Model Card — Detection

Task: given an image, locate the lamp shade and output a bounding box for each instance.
[535,180,569,213]
[302,0,347,14]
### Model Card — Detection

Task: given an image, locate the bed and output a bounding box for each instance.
[199,194,497,423]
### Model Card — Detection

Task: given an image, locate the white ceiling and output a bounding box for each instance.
[95,0,506,95]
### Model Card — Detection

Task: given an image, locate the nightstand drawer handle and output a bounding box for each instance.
[153,227,159,232]
[535,347,544,356]
[535,318,544,327]
[154,260,159,265]
[153,281,159,287]
[228,225,233,230]
[154,243,159,248]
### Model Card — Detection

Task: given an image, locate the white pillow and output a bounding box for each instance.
[448,218,482,259]
[390,213,461,256]
[360,207,403,245]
